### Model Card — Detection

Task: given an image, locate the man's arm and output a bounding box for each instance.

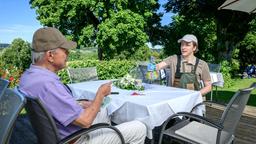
[72,82,111,128]
[77,100,92,109]
[200,80,212,96]
[156,61,168,71]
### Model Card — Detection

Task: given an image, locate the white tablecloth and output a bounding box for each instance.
[68,80,203,138]
[210,72,224,87]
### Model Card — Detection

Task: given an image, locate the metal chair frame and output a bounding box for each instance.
[25,96,125,144]
[159,85,255,144]
[208,63,221,101]
[0,89,26,144]
[0,78,9,98]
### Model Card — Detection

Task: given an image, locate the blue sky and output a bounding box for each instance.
[0,0,172,44]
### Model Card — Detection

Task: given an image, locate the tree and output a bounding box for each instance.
[29,0,161,60]
[0,38,31,70]
[161,15,216,61]
[97,10,148,60]
[164,0,255,62]
[237,32,256,67]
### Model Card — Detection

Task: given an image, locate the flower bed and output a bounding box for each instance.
[0,63,23,88]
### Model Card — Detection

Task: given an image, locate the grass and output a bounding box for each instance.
[206,78,256,106]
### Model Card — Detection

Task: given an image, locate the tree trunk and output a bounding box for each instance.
[98,46,103,60]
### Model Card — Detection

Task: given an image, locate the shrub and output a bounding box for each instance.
[0,38,31,71]
[58,59,137,83]
[129,45,151,61]
[68,49,98,61]
[221,60,234,88]
[237,32,256,68]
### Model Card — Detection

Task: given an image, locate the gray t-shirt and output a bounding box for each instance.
[19,65,82,139]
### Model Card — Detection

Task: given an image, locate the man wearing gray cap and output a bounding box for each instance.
[156,34,212,95]
[19,27,146,144]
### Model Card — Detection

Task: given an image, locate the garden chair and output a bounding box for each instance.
[208,63,222,101]
[67,67,98,83]
[138,64,149,83]
[24,96,125,144]
[208,63,221,73]
[0,88,26,144]
[158,85,255,144]
[0,78,9,98]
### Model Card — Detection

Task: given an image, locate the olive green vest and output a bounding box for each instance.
[173,55,200,90]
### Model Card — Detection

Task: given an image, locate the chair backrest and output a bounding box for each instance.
[138,64,149,83]
[25,97,60,144]
[0,78,9,98]
[218,87,254,143]
[67,67,98,83]
[0,89,26,144]
[208,63,221,73]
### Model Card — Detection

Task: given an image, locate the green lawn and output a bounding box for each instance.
[206,78,256,106]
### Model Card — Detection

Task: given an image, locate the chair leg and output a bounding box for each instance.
[210,89,213,101]
[158,133,164,144]
[215,86,218,97]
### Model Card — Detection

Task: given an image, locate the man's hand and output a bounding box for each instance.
[97,82,112,97]
[73,82,112,128]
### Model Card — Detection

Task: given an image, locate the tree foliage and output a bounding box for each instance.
[0,38,31,70]
[97,10,148,60]
[237,32,256,67]
[30,0,160,60]
[162,14,216,61]
[164,0,255,62]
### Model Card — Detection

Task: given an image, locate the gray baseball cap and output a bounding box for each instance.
[178,34,198,52]
[32,27,77,52]
[178,34,198,45]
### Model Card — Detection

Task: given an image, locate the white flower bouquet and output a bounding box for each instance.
[113,74,144,91]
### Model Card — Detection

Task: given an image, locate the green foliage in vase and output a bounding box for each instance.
[113,74,144,91]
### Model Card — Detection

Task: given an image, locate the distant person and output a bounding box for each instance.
[156,34,212,95]
[246,64,255,79]
[19,27,146,144]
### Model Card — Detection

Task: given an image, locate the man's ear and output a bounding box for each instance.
[193,46,197,52]
[45,51,54,63]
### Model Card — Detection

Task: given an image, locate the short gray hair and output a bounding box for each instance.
[31,49,57,64]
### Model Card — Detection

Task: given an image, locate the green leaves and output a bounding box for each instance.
[97,10,148,60]
[29,0,159,60]
[58,59,137,83]
[0,38,31,71]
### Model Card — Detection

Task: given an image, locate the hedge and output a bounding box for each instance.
[58,59,137,83]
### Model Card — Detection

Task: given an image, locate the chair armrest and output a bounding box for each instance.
[176,112,223,130]
[59,123,125,144]
[190,100,227,113]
